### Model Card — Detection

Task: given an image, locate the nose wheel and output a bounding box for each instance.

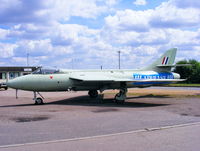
[35,97,44,105]
[33,92,44,105]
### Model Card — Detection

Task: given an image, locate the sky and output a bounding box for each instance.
[0,0,199,69]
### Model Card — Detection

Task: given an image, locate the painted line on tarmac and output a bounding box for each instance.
[1,121,200,149]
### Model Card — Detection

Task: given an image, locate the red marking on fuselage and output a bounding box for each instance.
[50,76,53,79]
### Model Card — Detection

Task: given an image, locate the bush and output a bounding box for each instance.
[174,59,200,84]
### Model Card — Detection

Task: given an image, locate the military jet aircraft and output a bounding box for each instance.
[7,48,185,105]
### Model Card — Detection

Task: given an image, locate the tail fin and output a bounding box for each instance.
[144,48,177,72]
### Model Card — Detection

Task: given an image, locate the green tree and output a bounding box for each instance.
[174,59,200,83]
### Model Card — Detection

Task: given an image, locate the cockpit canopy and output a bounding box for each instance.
[32,67,60,74]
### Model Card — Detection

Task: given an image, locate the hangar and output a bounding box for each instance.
[0,66,40,83]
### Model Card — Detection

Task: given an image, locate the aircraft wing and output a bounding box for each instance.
[69,74,115,82]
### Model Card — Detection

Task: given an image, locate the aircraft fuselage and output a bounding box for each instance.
[7,70,180,92]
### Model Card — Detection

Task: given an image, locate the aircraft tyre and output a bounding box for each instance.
[115,93,125,104]
[88,90,98,98]
[115,86,127,104]
[35,97,44,105]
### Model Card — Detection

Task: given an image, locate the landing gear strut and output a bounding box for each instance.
[33,92,44,105]
[88,90,98,98]
[115,83,127,104]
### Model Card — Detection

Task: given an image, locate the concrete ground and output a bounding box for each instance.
[0,88,200,151]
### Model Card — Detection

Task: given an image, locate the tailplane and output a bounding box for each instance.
[144,48,177,72]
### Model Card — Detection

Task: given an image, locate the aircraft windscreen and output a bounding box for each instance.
[32,68,60,74]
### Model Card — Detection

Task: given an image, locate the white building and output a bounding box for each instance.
[0,66,40,83]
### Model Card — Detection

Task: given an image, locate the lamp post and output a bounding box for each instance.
[118,51,121,69]
[27,53,29,66]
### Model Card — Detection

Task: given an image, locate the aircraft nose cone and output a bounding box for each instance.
[7,78,22,89]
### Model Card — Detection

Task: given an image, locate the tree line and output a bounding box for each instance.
[174,59,200,84]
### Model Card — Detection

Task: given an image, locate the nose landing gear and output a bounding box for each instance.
[33,92,44,105]
[35,97,43,105]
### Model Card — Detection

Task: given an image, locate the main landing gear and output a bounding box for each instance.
[33,92,44,105]
[115,83,127,104]
[88,90,98,98]
[87,83,128,104]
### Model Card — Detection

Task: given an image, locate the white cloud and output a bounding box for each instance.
[50,0,108,21]
[50,23,99,46]
[105,0,119,6]
[6,24,50,40]
[166,29,200,47]
[150,1,200,28]
[12,57,27,64]
[133,0,147,6]
[13,39,53,58]
[102,0,200,67]
[0,0,113,25]
[0,43,17,58]
[0,28,9,40]
[105,1,200,32]
[0,0,200,68]
[172,0,200,8]
[105,9,153,32]
[0,0,51,24]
